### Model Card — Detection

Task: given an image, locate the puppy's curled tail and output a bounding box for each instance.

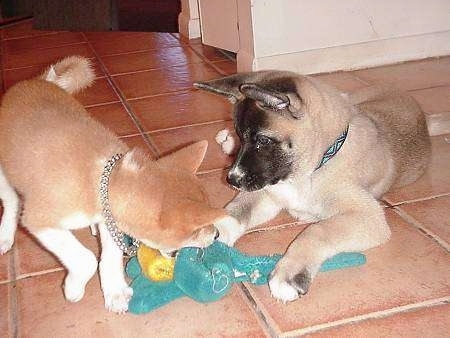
[40,55,95,94]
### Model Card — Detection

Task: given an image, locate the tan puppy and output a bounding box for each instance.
[0,56,226,313]
[195,71,431,302]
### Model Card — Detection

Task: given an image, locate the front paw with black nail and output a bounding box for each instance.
[268,265,313,303]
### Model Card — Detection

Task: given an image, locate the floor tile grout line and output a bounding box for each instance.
[408,83,450,93]
[3,29,87,42]
[83,100,122,109]
[216,50,238,63]
[240,282,283,337]
[81,32,161,158]
[2,31,60,41]
[238,283,280,338]
[92,44,184,58]
[102,59,207,77]
[5,40,89,55]
[92,44,195,59]
[15,267,65,281]
[406,84,450,92]
[108,78,161,157]
[8,244,17,283]
[245,221,309,234]
[205,61,228,77]
[385,191,450,207]
[197,167,228,176]
[280,296,450,337]
[124,88,201,102]
[380,198,394,208]
[10,245,19,338]
[183,42,229,76]
[2,56,99,71]
[4,41,89,55]
[117,132,146,139]
[0,279,12,286]
[393,207,450,252]
[143,118,232,136]
[108,60,221,79]
[10,280,19,338]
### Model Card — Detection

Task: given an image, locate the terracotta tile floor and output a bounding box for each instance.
[1,20,449,338]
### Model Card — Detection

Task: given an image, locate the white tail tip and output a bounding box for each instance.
[41,55,95,94]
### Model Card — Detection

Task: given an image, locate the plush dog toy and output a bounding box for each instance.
[125,241,366,314]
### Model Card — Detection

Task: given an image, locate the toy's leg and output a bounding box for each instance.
[215,190,282,245]
[35,228,98,302]
[98,222,133,313]
[0,166,19,254]
[269,189,391,303]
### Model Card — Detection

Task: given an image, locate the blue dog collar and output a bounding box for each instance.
[315,126,349,171]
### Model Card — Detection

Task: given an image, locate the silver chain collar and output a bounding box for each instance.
[99,153,140,256]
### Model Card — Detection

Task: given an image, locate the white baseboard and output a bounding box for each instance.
[178,13,201,39]
[239,30,450,74]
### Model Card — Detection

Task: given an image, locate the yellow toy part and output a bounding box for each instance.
[137,245,175,282]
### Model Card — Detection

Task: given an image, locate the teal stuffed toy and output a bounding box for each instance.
[125,241,366,314]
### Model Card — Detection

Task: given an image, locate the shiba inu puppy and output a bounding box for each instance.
[0,56,226,313]
[195,71,430,303]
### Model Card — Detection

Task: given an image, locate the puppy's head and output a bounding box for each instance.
[195,71,351,191]
[195,72,301,191]
[108,141,226,256]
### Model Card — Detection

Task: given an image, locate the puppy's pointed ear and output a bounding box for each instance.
[194,73,254,103]
[239,83,290,110]
[157,140,208,173]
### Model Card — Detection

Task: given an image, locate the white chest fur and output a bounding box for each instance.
[266,179,321,222]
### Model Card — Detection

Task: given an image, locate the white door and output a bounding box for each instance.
[198,0,239,52]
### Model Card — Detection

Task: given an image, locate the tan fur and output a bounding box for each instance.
[196,71,431,302]
[0,57,226,312]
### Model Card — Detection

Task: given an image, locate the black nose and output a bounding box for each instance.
[214,229,220,240]
[226,172,242,188]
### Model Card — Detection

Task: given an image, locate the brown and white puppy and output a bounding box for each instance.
[0,56,226,313]
[195,71,431,302]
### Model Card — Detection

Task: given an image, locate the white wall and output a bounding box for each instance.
[242,0,450,73]
[193,0,450,73]
[251,0,449,57]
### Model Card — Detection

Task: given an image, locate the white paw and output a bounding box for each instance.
[63,254,98,302]
[214,216,245,246]
[0,236,14,255]
[268,274,300,303]
[215,129,230,144]
[64,273,88,302]
[104,286,133,313]
[215,129,235,155]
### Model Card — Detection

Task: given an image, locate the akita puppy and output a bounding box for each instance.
[0,56,226,313]
[195,71,431,302]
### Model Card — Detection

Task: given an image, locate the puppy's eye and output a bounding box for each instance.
[256,101,287,111]
[257,135,273,146]
[256,102,274,111]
